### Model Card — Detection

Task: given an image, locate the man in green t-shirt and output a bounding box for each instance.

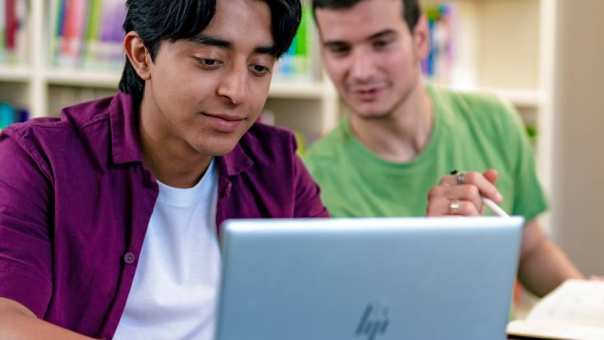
[304,0,583,297]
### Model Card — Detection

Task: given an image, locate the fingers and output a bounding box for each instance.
[427,186,481,216]
[442,170,502,203]
[427,169,503,217]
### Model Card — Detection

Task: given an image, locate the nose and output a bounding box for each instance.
[216,64,248,105]
[349,48,374,82]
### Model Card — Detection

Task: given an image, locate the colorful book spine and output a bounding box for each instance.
[0,0,26,64]
[0,102,28,129]
[59,0,87,65]
[0,0,5,62]
[82,0,102,63]
[95,0,126,66]
[14,0,25,63]
[50,0,126,69]
[275,4,314,81]
[422,3,456,85]
[5,0,15,50]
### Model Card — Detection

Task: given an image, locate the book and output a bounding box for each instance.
[0,102,14,129]
[13,0,25,63]
[95,0,126,67]
[0,0,5,62]
[274,4,314,81]
[507,280,604,340]
[58,0,87,66]
[82,0,102,64]
[5,0,16,51]
[0,0,27,64]
[422,3,456,85]
[50,0,125,70]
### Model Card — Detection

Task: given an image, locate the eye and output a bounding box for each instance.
[327,45,351,57]
[372,39,392,49]
[249,64,271,76]
[193,57,223,69]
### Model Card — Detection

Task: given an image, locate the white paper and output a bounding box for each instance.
[507,280,604,340]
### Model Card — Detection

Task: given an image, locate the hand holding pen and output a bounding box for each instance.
[426,169,509,217]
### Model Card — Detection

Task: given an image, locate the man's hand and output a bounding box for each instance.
[426,169,503,216]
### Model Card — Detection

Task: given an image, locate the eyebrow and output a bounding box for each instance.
[323,29,397,48]
[368,29,397,40]
[187,34,276,55]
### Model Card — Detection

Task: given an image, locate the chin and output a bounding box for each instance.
[192,138,239,157]
[207,144,238,157]
[352,107,390,119]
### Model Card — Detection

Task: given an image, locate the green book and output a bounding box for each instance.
[83,0,103,63]
[295,5,310,57]
[293,5,312,77]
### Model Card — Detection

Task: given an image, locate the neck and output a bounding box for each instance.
[139,95,212,188]
[349,84,433,163]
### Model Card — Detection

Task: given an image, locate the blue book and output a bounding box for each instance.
[0,103,16,129]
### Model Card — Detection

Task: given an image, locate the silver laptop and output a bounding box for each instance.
[215,217,523,340]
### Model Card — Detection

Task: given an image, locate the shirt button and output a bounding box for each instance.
[123,252,136,264]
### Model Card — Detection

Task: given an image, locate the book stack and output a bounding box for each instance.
[49,0,126,70]
[422,3,456,85]
[0,102,28,130]
[0,0,27,64]
[274,4,315,81]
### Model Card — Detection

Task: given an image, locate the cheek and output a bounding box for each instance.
[323,57,346,80]
[386,49,417,72]
[154,66,197,102]
[247,93,268,119]
[247,79,270,106]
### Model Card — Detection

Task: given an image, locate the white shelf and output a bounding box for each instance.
[0,64,32,81]
[269,81,324,99]
[45,68,121,88]
[490,88,543,108]
[451,86,543,108]
[43,67,326,100]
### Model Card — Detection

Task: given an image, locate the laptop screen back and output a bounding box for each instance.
[215,217,523,340]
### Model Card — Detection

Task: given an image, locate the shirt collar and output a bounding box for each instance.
[109,92,144,165]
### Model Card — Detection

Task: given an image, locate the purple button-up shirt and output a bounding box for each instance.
[0,92,327,338]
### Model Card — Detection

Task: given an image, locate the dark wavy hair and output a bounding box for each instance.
[119,0,302,104]
[312,0,421,32]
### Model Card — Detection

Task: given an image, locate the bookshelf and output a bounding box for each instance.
[420,0,544,109]
[1,0,546,144]
[419,0,553,202]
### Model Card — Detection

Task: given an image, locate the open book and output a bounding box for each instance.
[507,280,604,339]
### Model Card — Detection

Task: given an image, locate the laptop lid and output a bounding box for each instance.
[215,217,523,340]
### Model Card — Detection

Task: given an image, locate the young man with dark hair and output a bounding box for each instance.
[304,0,583,297]
[0,0,327,338]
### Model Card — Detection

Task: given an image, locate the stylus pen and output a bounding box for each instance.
[482,197,510,217]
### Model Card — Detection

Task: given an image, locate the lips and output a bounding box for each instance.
[202,112,247,133]
[352,87,383,102]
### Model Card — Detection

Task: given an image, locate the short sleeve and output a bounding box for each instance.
[499,101,548,221]
[0,131,53,317]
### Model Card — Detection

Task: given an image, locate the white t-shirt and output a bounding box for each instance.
[114,161,220,340]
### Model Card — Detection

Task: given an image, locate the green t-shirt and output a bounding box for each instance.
[303,85,547,220]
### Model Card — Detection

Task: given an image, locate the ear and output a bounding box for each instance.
[412,15,430,61]
[124,31,153,81]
